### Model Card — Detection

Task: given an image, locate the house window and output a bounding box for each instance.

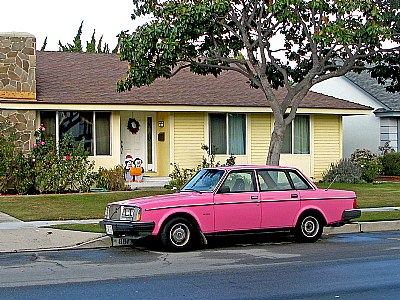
[39,111,111,156]
[282,115,310,154]
[210,113,246,155]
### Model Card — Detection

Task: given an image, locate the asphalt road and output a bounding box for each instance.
[0,231,400,299]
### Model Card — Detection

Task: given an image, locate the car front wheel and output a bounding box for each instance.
[160,217,197,251]
[295,214,323,243]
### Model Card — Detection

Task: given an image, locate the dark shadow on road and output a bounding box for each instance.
[128,231,297,252]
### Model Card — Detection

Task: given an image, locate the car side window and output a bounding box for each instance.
[288,171,312,190]
[257,170,293,191]
[219,171,256,193]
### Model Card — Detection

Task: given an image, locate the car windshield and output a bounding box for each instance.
[181,169,225,193]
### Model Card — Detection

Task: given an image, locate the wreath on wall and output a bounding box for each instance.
[127,118,140,134]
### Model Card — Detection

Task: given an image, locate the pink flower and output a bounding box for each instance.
[0,178,3,181]
[65,155,71,161]
[33,143,38,149]
[32,159,36,163]
[40,141,45,146]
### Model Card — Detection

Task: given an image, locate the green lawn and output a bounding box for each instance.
[316,182,400,208]
[0,190,171,221]
[0,183,399,225]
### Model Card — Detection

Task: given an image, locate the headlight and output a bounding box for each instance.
[104,206,110,219]
[121,206,142,221]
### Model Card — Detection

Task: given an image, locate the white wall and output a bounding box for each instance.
[311,77,383,157]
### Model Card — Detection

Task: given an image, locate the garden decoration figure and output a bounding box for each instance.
[131,157,144,182]
[124,154,135,182]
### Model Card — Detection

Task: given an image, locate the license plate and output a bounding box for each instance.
[105,224,113,235]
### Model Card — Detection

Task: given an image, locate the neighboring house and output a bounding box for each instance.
[312,72,400,157]
[0,32,371,181]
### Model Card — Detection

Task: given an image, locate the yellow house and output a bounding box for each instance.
[0,33,371,181]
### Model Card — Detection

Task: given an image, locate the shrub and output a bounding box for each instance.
[350,149,382,183]
[96,165,126,191]
[381,152,400,176]
[168,163,196,189]
[321,159,363,184]
[0,120,34,194]
[168,145,237,189]
[31,125,96,193]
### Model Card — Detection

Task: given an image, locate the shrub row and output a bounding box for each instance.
[322,149,400,183]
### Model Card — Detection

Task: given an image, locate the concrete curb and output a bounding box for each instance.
[324,220,400,235]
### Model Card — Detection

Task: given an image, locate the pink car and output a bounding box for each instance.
[100,166,360,251]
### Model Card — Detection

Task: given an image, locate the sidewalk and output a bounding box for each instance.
[1,210,400,253]
[0,212,111,253]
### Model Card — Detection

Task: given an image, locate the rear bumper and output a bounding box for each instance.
[99,220,155,239]
[342,209,361,222]
[328,209,361,227]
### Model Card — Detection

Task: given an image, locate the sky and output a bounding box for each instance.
[1,0,145,51]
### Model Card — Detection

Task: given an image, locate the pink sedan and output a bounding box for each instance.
[100,166,360,251]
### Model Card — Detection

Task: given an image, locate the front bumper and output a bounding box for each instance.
[99,220,155,239]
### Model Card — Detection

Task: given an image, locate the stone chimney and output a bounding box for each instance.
[0,32,36,100]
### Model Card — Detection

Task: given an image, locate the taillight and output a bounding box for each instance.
[353,199,358,209]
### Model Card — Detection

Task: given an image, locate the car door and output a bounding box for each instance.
[257,169,301,229]
[213,170,261,232]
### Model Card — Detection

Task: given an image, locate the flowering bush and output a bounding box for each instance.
[350,149,382,183]
[378,141,395,156]
[30,125,96,193]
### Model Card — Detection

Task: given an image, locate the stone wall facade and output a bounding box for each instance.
[0,32,36,99]
[0,109,36,153]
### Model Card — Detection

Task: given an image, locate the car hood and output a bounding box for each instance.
[109,192,210,208]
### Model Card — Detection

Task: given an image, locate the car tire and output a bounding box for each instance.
[295,214,323,243]
[160,217,197,251]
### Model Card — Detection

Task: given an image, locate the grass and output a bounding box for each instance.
[0,182,399,226]
[316,182,400,222]
[316,182,400,208]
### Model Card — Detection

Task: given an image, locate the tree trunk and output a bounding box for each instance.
[266,119,287,166]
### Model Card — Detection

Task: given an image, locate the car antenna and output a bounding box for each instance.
[325,174,339,191]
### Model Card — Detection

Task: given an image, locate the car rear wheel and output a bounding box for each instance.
[295,214,323,243]
[160,217,197,251]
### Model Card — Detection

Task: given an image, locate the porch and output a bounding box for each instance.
[125,176,171,189]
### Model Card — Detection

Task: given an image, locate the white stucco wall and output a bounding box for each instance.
[311,77,383,157]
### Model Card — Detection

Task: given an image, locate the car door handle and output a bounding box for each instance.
[291,194,298,198]
[251,196,259,200]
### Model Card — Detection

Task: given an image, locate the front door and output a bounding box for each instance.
[213,170,261,232]
[120,112,156,172]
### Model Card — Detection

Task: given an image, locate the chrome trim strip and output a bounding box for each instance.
[145,200,261,211]
[260,196,356,203]
[301,196,357,201]
[145,196,356,211]
[145,203,213,211]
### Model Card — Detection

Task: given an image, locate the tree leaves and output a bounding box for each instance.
[118,0,400,164]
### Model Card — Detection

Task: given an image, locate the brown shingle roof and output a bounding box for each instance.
[36,51,370,110]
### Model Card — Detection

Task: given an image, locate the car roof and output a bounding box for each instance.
[206,165,299,171]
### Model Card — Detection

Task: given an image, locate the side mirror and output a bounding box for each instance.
[218,186,230,194]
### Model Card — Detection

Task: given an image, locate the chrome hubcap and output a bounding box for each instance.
[302,216,319,237]
[170,223,190,247]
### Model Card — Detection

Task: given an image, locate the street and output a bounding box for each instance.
[0,231,400,299]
